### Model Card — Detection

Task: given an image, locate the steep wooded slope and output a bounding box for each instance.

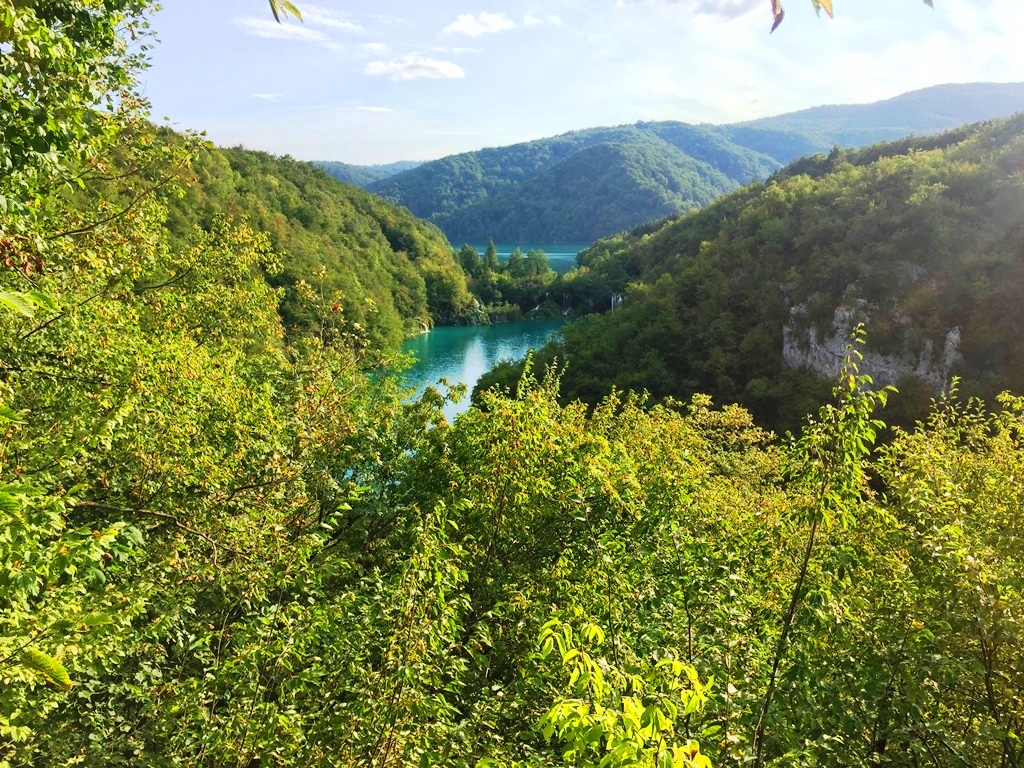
[163,145,474,351]
[479,114,1024,431]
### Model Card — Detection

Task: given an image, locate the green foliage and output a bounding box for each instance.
[535,620,714,767]
[457,243,562,320]
[0,0,152,233]
[3,5,1024,768]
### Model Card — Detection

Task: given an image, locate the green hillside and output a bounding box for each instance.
[478,114,1024,431]
[367,123,780,244]
[435,136,738,244]
[361,83,1024,245]
[164,145,475,351]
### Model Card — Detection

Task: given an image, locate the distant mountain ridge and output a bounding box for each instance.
[335,82,1024,245]
[733,81,1024,156]
[314,159,421,187]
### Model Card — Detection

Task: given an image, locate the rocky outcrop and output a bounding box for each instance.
[783,303,962,390]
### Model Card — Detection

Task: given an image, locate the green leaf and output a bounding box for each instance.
[0,291,38,317]
[0,290,55,317]
[20,647,73,692]
[0,402,23,423]
[268,0,302,22]
[0,492,21,515]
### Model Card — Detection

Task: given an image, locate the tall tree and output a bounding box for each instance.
[484,238,501,273]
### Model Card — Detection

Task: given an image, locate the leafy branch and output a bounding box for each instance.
[751,327,894,765]
[74,501,247,561]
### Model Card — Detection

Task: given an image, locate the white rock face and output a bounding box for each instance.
[782,304,961,390]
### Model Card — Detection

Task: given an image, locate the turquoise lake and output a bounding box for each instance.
[400,318,568,422]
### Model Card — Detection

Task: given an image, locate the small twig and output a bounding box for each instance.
[19,283,113,341]
[75,500,247,560]
[132,266,195,294]
[217,476,293,506]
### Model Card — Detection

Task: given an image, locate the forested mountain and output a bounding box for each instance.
[434,135,748,244]
[478,114,1024,432]
[161,144,475,351]
[367,123,781,244]
[363,82,1024,244]
[314,159,420,187]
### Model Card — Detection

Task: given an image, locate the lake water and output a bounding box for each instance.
[467,244,587,275]
[400,318,568,421]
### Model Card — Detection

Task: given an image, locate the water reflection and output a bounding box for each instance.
[401,319,567,422]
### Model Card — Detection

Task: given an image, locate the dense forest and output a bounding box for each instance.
[480,114,1024,433]
[164,144,479,348]
[2,3,1023,768]
[367,123,780,244]
[362,83,1024,244]
[176,144,484,344]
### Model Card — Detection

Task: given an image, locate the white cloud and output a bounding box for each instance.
[236,17,330,42]
[365,54,466,81]
[443,12,517,37]
[235,17,345,51]
[429,45,482,55]
[252,93,284,101]
[612,0,760,17]
[692,0,761,18]
[360,42,391,55]
[299,3,363,32]
[354,106,394,113]
[370,13,407,26]
[524,13,564,27]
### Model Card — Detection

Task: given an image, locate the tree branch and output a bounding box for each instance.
[46,157,189,242]
[74,500,247,560]
[133,266,194,294]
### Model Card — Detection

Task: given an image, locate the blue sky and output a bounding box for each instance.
[139,0,1024,164]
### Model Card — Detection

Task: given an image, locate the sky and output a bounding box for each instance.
[138,0,1024,165]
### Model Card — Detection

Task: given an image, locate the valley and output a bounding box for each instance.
[3,4,1024,767]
